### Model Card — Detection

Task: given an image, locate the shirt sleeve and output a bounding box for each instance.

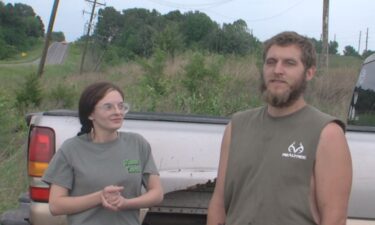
[138,135,159,188]
[42,148,74,190]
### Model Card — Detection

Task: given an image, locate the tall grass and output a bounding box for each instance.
[0,91,28,215]
[307,67,360,120]
[0,45,363,216]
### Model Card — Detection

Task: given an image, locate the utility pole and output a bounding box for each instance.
[365,28,369,52]
[79,0,105,74]
[320,0,329,72]
[358,31,362,54]
[37,0,60,77]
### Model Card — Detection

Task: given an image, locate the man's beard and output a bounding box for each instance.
[260,72,307,108]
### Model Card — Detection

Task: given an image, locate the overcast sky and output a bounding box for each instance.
[3,0,375,54]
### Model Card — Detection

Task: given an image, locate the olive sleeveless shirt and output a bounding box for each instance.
[224,105,344,225]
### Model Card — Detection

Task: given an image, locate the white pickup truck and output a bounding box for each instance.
[1,53,375,225]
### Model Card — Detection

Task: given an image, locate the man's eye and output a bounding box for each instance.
[266,59,276,65]
[285,60,296,66]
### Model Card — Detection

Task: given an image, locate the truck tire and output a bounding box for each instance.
[0,209,30,225]
[1,193,30,225]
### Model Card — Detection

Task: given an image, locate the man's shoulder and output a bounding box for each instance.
[305,105,346,132]
[232,106,265,118]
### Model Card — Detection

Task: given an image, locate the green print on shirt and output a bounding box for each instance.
[123,159,141,173]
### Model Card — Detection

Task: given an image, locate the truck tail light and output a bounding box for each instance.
[29,186,50,202]
[28,126,55,202]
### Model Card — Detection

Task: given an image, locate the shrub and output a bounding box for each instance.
[15,73,43,112]
[48,84,76,109]
[138,50,168,111]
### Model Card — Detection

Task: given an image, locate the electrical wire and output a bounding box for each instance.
[203,0,307,22]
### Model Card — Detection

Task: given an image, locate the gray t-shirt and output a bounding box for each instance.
[224,105,344,225]
[42,132,159,225]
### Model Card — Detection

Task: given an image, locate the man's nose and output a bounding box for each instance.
[273,61,284,75]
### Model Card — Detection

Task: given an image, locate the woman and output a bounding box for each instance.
[42,81,163,225]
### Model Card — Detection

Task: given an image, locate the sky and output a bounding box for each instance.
[3,0,375,54]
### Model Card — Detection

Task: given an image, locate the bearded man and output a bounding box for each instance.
[207,31,352,225]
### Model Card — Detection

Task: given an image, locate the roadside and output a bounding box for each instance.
[0,42,68,67]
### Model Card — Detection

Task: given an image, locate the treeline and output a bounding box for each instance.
[92,7,262,63]
[91,7,375,64]
[0,2,44,59]
[1,2,373,62]
[310,38,374,58]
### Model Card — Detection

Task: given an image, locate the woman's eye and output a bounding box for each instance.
[103,104,112,110]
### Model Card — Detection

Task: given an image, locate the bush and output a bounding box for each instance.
[48,84,76,109]
[138,50,168,111]
[15,73,43,112]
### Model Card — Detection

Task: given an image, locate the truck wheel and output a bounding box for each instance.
[0,209,30,225]
[142,213,206,225]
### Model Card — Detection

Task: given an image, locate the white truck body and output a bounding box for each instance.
[27,112,227,225]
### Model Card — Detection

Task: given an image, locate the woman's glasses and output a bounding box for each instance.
[96,102,130,113]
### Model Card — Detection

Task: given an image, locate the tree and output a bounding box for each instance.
[0,2,44,58]
[164,10,184,23]
[95,7,123,46]
[218,19,261,55]
[328,40,338,55]
[310,39,338,55]
[343,45,360,57]
[116,8,162,58]
[50,31,65,42]
[155,23,184,59]
[310,38,322,54]
[181,11,216,47]
[362,50,375,59]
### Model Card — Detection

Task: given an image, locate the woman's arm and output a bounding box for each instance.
[108,174,164,210]
[49,184,100,215]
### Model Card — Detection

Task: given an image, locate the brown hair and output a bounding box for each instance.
[77,81,124,136]
[263,31,317,69]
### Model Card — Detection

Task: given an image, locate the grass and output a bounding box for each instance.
[0,40,44,64]
[0,131,28,214]
[0,43,364,216]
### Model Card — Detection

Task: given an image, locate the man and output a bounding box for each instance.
[207,31,352,225]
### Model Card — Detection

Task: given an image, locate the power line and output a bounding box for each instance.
[194,0,306,23]
[79,0,105,74]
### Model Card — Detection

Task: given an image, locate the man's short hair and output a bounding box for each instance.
[263,31,317,69]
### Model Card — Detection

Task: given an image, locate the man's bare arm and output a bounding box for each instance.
[315,122,352,225]
[206,123,232,225]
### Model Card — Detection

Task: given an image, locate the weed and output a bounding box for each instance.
[15,73,43,113]
[48,83,77,109]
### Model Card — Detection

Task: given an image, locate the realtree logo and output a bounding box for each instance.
[282,142,307,160]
